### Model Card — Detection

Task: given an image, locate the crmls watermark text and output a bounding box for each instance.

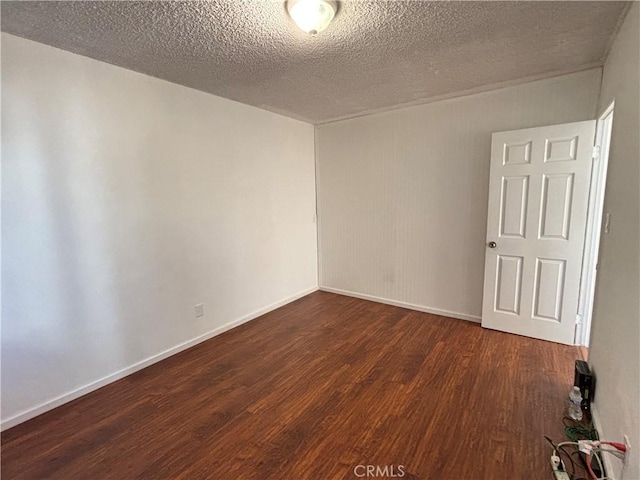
[353,465,406,478]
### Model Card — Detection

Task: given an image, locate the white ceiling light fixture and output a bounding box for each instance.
[287,0,337,35]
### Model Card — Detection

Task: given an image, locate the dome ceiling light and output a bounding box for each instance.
[287,0,338,35]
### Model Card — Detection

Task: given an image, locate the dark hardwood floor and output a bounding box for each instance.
[1,291,579,479]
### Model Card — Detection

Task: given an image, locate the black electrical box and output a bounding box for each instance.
[574,360,595,410]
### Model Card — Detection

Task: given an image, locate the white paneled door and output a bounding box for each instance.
[482,121,596,345]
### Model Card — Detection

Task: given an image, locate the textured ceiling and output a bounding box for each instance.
[1,1,630,124]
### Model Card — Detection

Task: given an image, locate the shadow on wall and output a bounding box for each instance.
[1,68,213,419]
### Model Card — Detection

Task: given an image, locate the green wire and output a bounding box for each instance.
[564,417,599,442]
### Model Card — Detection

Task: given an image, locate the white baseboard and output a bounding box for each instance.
[1,286,318,431]
[319,286,481,323]
[591,402,617,479]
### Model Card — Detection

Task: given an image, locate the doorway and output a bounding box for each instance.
[575,102,615,347]
[481,108,613,346]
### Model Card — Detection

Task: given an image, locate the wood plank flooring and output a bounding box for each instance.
[1,291,580,479]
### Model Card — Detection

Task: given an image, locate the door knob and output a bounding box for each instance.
[488,241,497,249]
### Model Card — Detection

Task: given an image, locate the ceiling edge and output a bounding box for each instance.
[316,63,604,126]
[0,32,317,126]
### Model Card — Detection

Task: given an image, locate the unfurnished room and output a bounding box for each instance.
[1,1,639,479]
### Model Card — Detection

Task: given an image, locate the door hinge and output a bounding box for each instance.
[592,145,601,160]
[576,314,583,325]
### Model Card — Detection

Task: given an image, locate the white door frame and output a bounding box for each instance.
[575,101,614,346]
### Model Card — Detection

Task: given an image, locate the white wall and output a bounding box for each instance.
[589,5,640,479]
[1,34,318,428]
[316,69,601,320]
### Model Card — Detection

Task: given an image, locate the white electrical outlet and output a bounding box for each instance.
[623,435,631,470]
[194,303,204,318]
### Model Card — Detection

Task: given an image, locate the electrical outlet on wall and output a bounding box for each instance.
[194,303,204,318]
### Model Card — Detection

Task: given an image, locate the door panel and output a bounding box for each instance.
[482,121,596,345]
[500,176,529,238]
[532,258,565,321]
[539,173,574,240]
[495,255,523,315]
[545,136,578,163]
